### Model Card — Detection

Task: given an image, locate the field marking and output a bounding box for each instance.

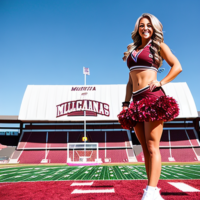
[168,182,200,192]
[168,167,200,178]
[71,188,115,194]
[71,182,93,186]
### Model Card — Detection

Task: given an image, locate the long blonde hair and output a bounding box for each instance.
[123,13,164,67]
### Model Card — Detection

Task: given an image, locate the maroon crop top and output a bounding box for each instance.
[127,40,159,72]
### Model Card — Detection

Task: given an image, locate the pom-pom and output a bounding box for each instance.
[118,95,179,129]
[117,109,137,130]
[129,96,179,122]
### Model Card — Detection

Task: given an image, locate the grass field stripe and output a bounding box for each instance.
[183,167,200,173]
[62,167,84,180]
[71,188,115,194]
[102,166,106,180]
[169,167,200,178]
[164,166,195,178]
[58,167,80,180]
[82,167,97,180]
[129,166,144,179]
[125,166,137,179]
[132,167,143,179]
[168,168,191,178]
[168,182,200,192]
[0,169,18,173]
[114,166,124,179]
[135,167,147,179]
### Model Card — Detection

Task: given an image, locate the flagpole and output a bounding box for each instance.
[83,67,86,159]
[84,72,86,141]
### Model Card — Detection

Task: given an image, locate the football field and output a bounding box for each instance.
[0,164,200,182]
[0,164,200,199]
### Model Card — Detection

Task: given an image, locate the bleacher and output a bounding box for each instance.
[10,130,132,164]
[10,127,200,164]
[134,128,200,162]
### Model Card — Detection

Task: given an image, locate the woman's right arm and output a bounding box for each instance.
[123,73,133,110]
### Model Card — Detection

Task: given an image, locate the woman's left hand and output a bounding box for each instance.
[148,80,161,91]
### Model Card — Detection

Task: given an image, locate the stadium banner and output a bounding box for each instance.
[18,83,198,121]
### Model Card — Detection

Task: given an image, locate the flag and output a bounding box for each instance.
[83,67,90,75]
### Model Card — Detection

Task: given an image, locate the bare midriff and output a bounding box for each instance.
[129,69,157,92]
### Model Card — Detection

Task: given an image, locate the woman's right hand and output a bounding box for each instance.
[123,106,128,110]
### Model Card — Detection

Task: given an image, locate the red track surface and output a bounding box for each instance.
[0,180,200,200]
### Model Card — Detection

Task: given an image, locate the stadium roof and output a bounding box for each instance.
[18,82,198,122]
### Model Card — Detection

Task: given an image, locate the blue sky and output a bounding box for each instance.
[0,0,200,115]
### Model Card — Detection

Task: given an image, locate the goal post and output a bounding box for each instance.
[67,143,101,164]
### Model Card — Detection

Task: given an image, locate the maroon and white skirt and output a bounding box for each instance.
[118,86,179,130]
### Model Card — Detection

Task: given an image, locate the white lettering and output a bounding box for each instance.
[76,101,82,111]
[67,102,71,112]
[93,101,98,113]
[57,104,65,116]
[64,103,68,114]
[71,101,75,112]
[88,101,93,111]
[104,104,110,116]
[82,100,88,110]
[99,103,104,115]
[56,99,109,118]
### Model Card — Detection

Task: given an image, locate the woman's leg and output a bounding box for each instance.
[134,122,150,182]
[144,120,164,187]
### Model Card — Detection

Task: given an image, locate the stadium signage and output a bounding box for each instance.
[56,99,110,117]
[71,86,96,91]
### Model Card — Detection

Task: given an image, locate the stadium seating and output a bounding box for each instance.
[99,149,129,163]
[18,150,45,164]
[135,129,200,162]
[48,132,68,148]
[170,130,191,146]
[160,149,171,162]
[47,150,67,163]
[171,148,198,162]
[160,130,170,147]
[106,131,129,148]
[9,128,200,164]
[18,132,46,149]
[187,129,199,146]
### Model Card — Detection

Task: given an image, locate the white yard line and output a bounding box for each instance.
[71,182,93,186]
[168,182,200,192]
[71,188,115,194]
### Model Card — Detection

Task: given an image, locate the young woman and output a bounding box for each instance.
[118,13,182,200]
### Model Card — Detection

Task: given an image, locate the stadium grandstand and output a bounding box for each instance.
[0,82,200,164]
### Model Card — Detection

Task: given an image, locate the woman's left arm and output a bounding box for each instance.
[148,42,182,91]
[159,42,182,86]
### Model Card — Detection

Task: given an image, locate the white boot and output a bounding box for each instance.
[154,187,165,200]
[141,186,156,200]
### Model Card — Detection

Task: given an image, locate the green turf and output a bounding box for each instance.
[0,164,200,183]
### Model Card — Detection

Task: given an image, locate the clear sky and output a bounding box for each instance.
[0,0,200,115]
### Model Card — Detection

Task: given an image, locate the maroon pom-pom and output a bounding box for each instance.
[129,96,179,122]
[117,109,137,130]
[118,96,179,128]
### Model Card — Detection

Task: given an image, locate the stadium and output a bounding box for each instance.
[0,82,200,199]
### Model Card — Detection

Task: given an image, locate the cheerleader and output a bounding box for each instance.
[118,13,182,200]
